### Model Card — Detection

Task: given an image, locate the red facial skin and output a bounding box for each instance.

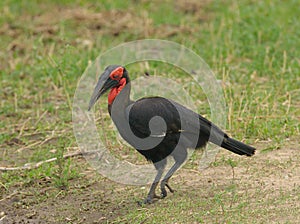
[109,67,124,81]
[108,67,126,105]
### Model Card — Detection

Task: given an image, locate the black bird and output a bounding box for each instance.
[88,65,255,204]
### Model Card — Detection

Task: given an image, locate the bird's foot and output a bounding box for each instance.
[161,188,167,198]
[137,198,152,205]
[166,183,175,193]
[161,183,175,198]
[138,194,160,205]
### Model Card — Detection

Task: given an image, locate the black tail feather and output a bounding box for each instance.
[221,137,255,156]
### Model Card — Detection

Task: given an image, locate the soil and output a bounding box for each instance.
[1,139,299,223]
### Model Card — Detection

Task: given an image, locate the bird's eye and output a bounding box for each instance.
[110,67,124,80]
[113,74,120,79]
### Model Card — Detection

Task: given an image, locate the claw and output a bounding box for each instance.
[138,194,160,205]
[143,197,153,204]
[139,193,160,205]
[166,183,174,193]
[138,197,152,205]
[161,189,167,198]
[160,181,175,198]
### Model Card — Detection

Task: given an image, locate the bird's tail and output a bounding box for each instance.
[197,114,256,156]
[221,137,255,156]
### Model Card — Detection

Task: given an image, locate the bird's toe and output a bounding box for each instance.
[166,183,175,193]
[137,196,154,205]
[161,189,167,198]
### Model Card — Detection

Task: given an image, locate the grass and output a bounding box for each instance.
[0,0,299,223]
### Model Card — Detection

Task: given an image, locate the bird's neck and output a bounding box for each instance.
[108,79,131,115]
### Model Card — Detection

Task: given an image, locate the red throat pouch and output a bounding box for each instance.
[108,78,127,105]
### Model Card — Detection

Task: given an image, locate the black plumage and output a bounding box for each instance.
[88,65,256,204]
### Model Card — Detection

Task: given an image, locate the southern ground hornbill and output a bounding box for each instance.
[88,65,256,204]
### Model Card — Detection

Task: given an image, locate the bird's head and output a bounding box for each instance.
[88,65,128,111]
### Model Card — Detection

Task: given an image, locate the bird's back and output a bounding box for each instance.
[128,97,181,137]
[125,96,215,162]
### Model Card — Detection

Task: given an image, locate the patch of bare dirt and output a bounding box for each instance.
[62,8,151,37]
[0,0,216,73]
[0,166,139,223]
[1,139,299,223]
[0,5,200,46]
[178,138,300,193]
[175,0,212,22]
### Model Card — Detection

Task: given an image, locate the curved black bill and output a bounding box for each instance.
[88,72,118,111]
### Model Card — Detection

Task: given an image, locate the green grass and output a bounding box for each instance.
[0,0,299,223]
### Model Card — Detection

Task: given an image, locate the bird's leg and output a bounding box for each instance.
[143,181,159,204]
[160,148,187,198]
[142,161,165,204]
[160,161,182,198]
[165,181,174,193]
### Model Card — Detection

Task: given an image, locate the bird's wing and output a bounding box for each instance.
[127,97,181,138]
[127,97,200,134]
[127,97,227,144]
